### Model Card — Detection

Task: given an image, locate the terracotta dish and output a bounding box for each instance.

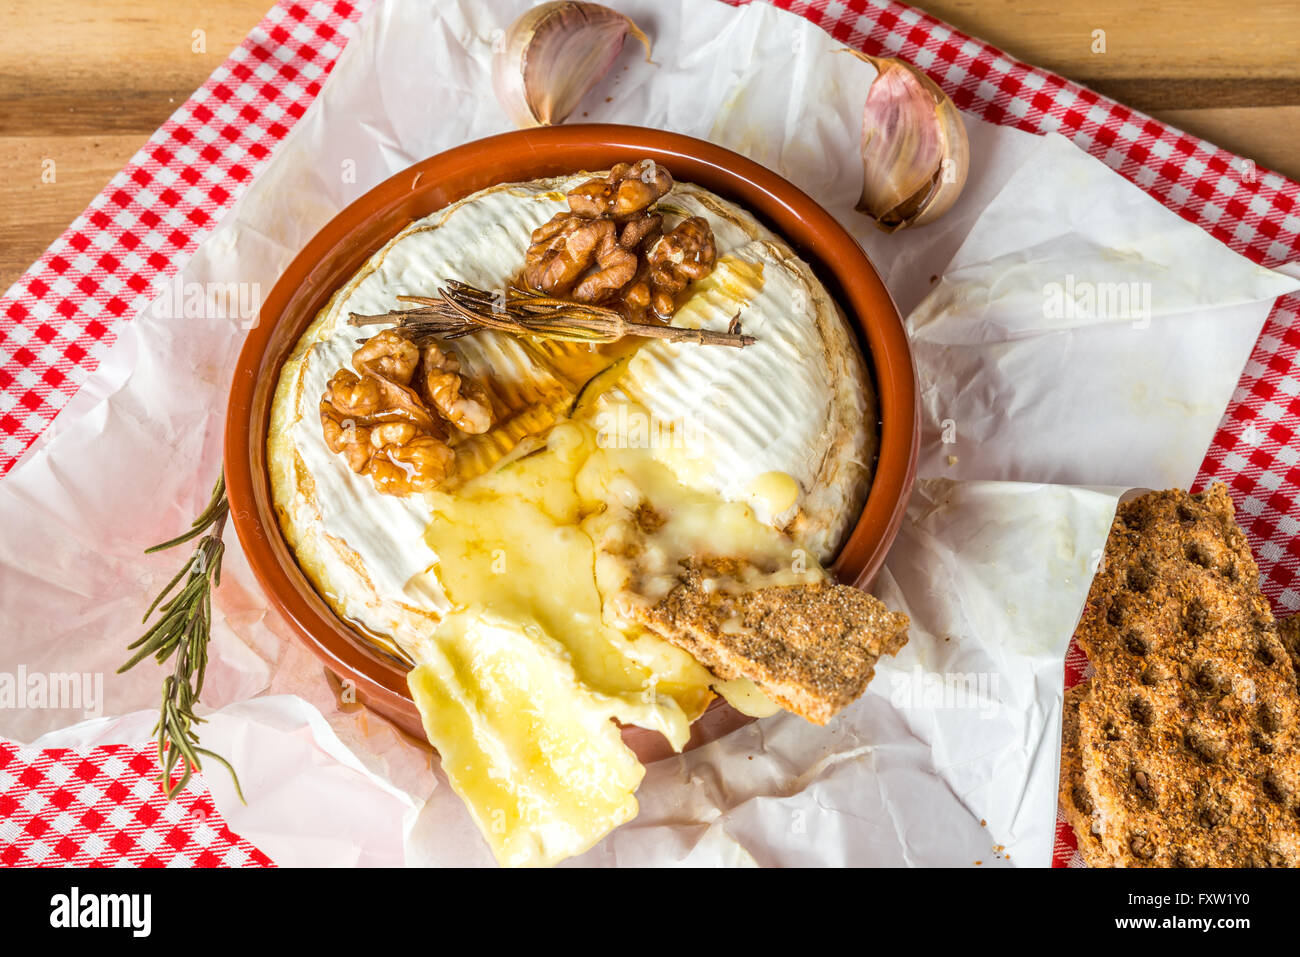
[224,125,919,762]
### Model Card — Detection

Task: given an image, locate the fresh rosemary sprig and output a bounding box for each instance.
[349,280,755,349]
[120,472,243,801]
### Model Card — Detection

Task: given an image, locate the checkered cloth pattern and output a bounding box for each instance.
[0,741,273,867]
[0,0,362,474]
[0,0,1295,867]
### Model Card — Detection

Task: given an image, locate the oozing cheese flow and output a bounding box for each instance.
[411,418,819,866]
[268,173,877,867]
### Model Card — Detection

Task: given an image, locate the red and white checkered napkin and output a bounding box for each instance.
[0,741,272,867]
[0,0,1296,867]
[0,0,363,475]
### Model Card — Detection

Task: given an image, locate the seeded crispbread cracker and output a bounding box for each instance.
[1059,682,1115,867]
[1072,484,1300,867]
[636,559,909,725]
[1280,615,1300,689]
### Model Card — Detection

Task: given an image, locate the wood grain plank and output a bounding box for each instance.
[2,0,1298,293]
[0,1,270,290]
[0,134,146,288]
[0,0,274,136]
[0,0,273,95]
[911,0,1300,178]
[913,0,1300,87]
[1156,105,1300,181]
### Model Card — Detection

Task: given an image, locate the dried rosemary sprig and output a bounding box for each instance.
[120,472,243,801]
[349,280,755,348]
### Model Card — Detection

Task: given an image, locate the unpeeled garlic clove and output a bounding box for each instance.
[493,2,651,128]
[851,53,969,232]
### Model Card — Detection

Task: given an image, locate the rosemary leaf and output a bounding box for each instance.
[141,559,193,622]
[123,473,243,802]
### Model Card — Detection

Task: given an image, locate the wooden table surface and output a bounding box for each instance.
[2,0,1297,293]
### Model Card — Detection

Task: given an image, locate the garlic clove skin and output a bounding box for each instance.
[494,2,652,129]
[851,53,969,232]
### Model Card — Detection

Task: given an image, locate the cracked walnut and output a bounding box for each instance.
[319,329,492,495]
[523,160,716,317]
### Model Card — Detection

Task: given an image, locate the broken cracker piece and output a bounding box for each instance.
[636,560,909,725]
[1059,682,1115,867]
[1279,615,1299,689]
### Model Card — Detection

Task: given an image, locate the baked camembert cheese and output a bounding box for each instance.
[268,161,906,867]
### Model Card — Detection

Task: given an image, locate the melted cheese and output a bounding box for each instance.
[408,611,644,869]
[712,678,783,719]
[748,471,801,517]
[576,420,826,617]
[411,415,808,866]
[422,421,714,751]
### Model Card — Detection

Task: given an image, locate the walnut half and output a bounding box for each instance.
[523,160,715,315]
[422,342,493,435]
[636,216,718,318]
[319,370,455,496]
[318,329,492,496]
[567,159,673,220]
[524,211,665,304]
